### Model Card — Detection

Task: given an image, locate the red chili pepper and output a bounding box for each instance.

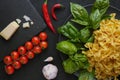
[51,4,64,20]
[42,0,56,33]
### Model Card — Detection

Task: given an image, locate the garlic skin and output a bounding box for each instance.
[42,64,58,80]
[44,57,53,62]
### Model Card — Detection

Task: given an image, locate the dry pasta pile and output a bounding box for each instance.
[83,13,120,80]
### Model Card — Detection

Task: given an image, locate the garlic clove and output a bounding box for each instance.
[44,56,53,62]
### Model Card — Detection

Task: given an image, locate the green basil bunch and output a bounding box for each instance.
[57,0,110,80]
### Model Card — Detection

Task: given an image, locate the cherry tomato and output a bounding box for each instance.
[5,65,15,75]
[4,56,13,65]
[33,46,42,54]
[25,41,33,50]
[31,36,40,45]
[18,46,26,55]
[40,41,48,49]
[26,51,35,59]
[11,51,19,60]
[12,61,21,70]
[39,32,47,41]
[19,56,28,64]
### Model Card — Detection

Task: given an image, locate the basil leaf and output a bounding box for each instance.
[79,28,91,43]
[67,23,79,38]
[70,53,87,62]
[101,14,111,20]
[78,70,95,80]
[70,2,89,25]
[83,61,90,69]
[92,0,109,16]
[75,43,87,51]
[58,23,72,39]
[69,53,89,69]
[75,61,85,69]
[87,34,94,43]
[71,19,89,26]
[63,58,79,74]
[90,9,101,29]
[56,41,77,55]
[58,22,80,42]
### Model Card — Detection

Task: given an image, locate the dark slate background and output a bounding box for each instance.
[0,0,120,80]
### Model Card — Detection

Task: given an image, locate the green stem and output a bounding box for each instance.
[44,0,48,4]
[60,4,65,9]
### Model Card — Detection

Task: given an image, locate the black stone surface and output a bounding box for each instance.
[0,0,120,80]
[0,0,46,61]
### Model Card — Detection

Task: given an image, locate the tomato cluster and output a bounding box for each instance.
[3,32,48,75]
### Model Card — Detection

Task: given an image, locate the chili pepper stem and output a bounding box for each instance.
[44,0,47,4]
[60,4,65,8]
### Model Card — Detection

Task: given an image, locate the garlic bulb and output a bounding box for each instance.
[42,64,58,80]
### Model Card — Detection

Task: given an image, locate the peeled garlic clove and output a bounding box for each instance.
[42,64,58,80]
[44,56,53,62]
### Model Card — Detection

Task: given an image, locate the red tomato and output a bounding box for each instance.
[5,65,15,75]
[11,51,19,60]
[39,32,47,41]
[40,41,48,49]
[31,36,40,45]
[19,56,28,64]
[4,56,13,65]
[18,46,26,55]
[25,41,33,50]
[33,46,42,54]
[26,51,35,59]
[12,61,21,69]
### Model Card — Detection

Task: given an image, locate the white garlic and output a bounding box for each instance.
[44,56,53,62]
[42,64,58,80]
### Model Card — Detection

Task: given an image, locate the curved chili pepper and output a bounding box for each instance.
[51,4,64,20]
[42,0,56,33]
